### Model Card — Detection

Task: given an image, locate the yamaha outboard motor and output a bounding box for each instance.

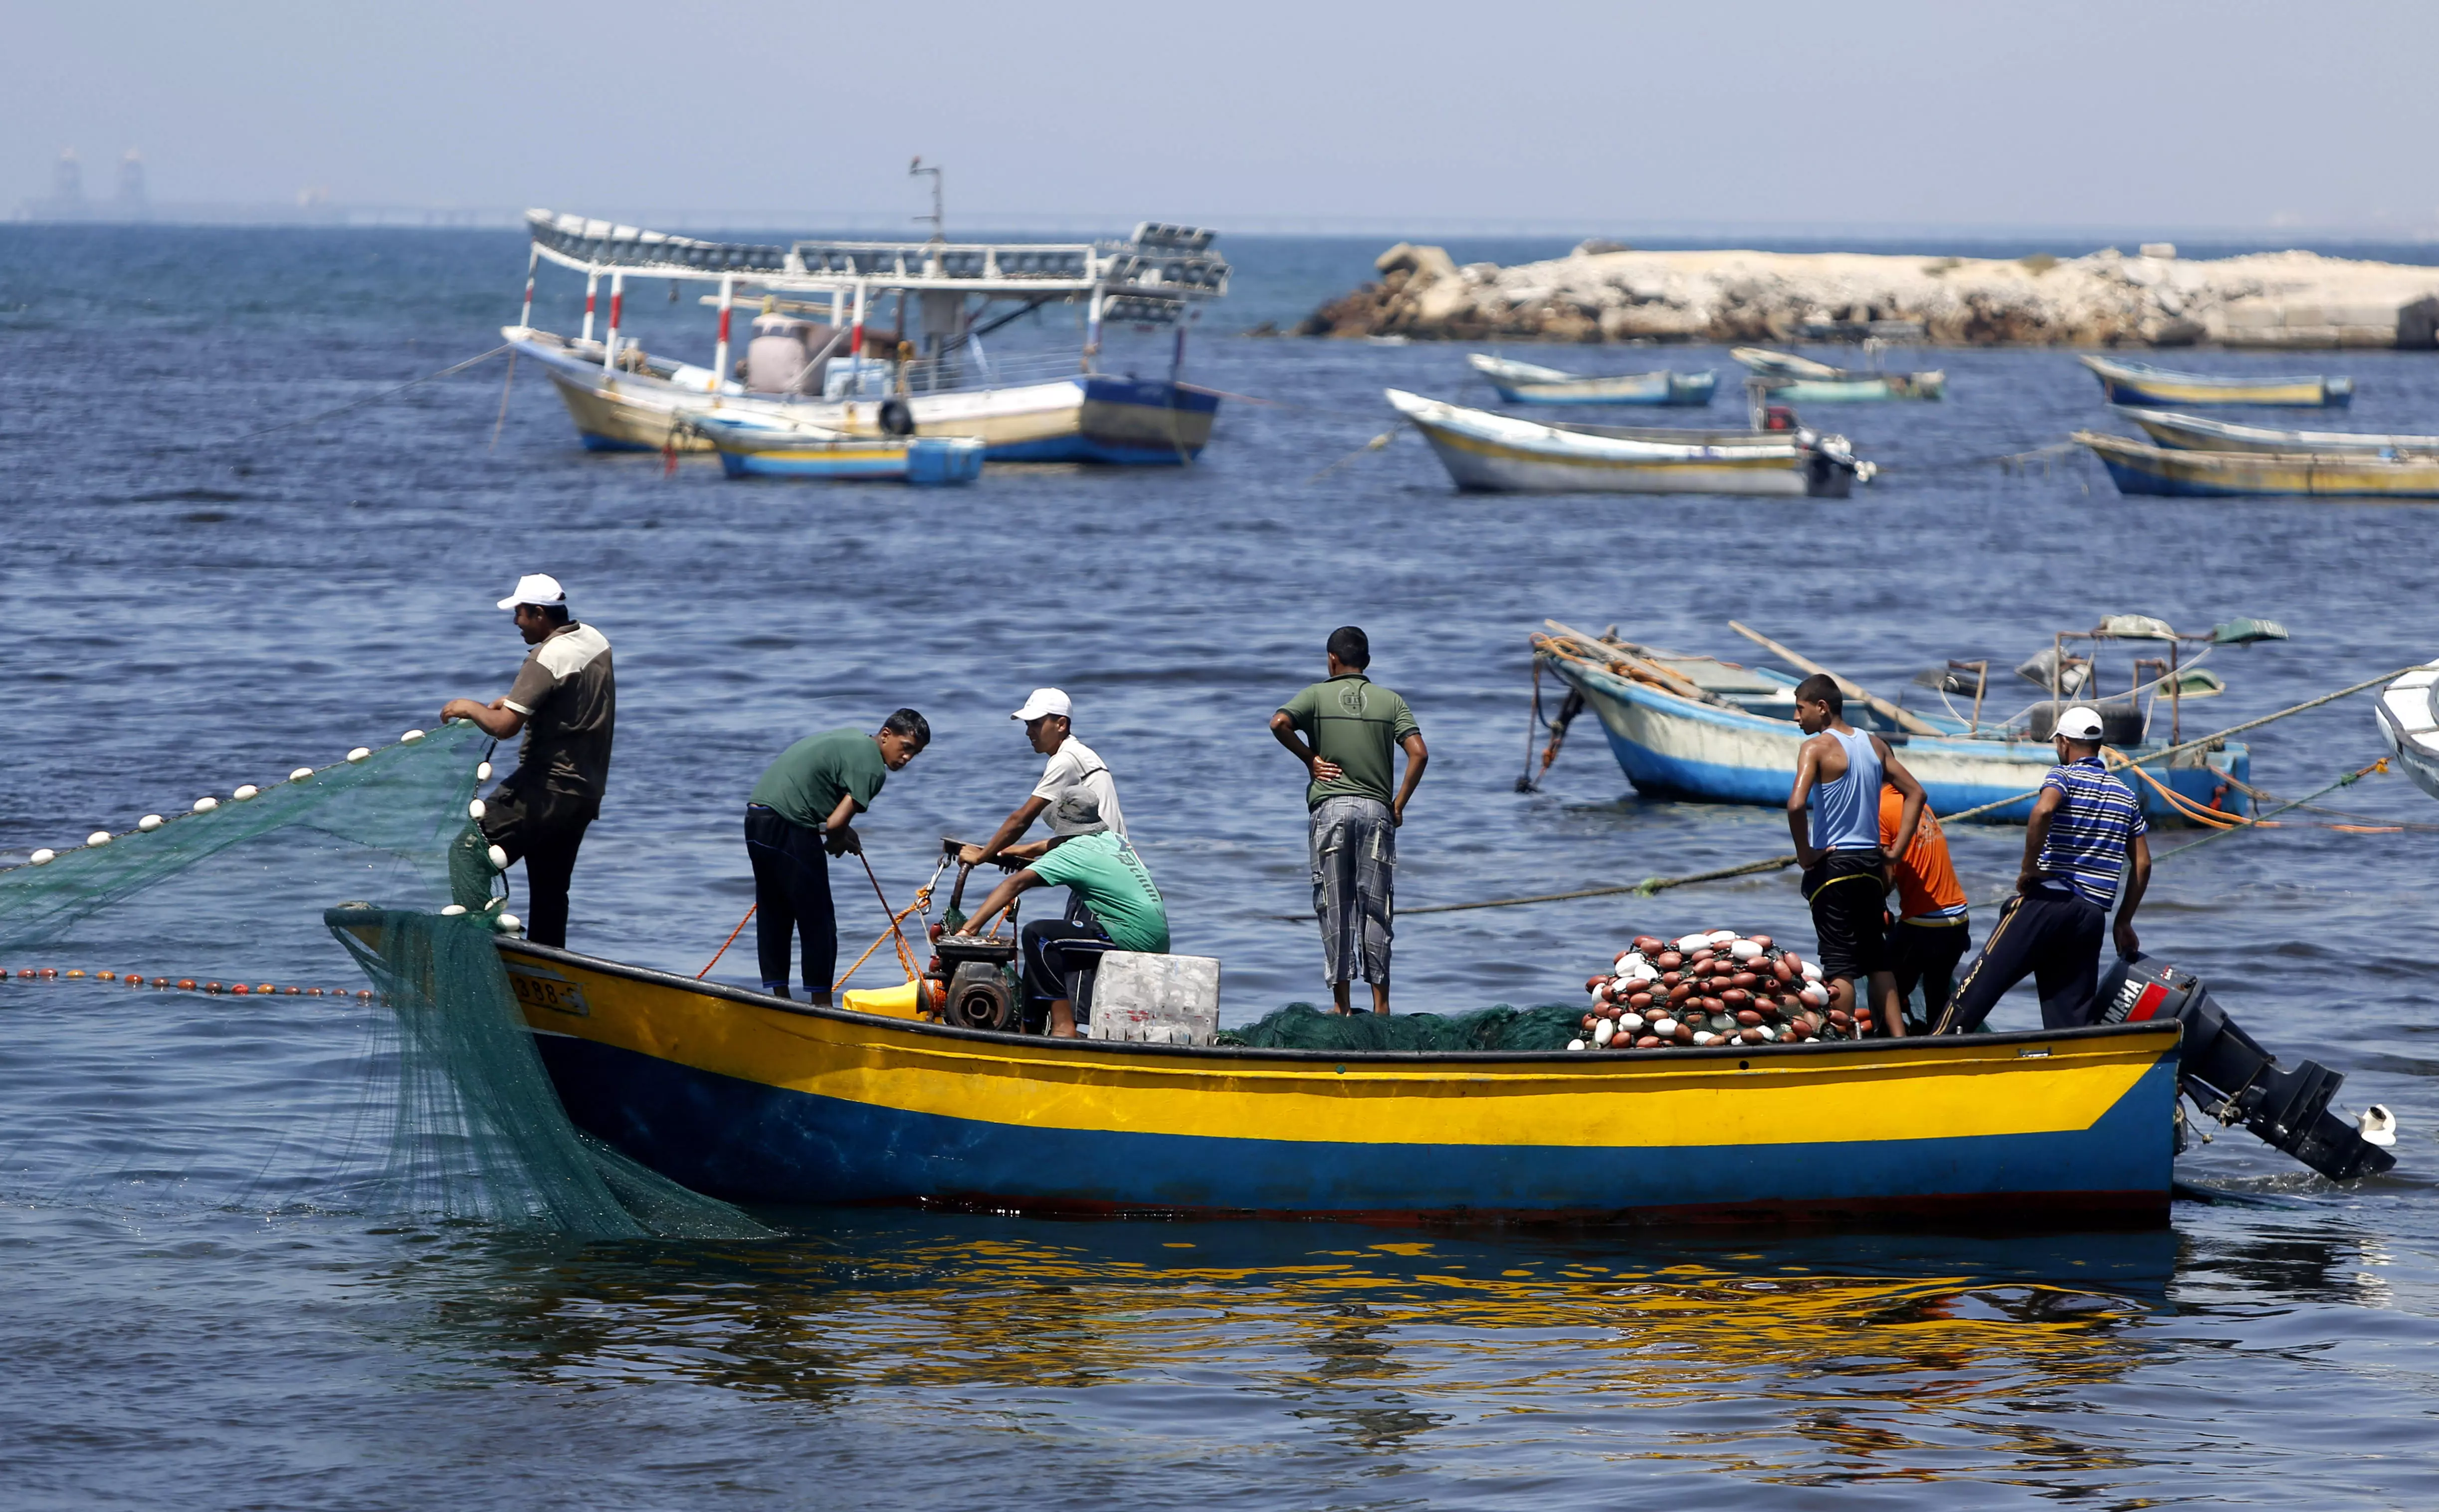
[2100,954,2395,1181]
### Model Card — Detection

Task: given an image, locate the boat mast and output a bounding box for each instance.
[713,274,735,390]
[604,271,624,372]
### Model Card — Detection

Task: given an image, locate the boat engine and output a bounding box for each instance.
[2099,954,2396,1181]
[923,837,1021,1032]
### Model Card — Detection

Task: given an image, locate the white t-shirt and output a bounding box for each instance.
[1032,737,1125,838]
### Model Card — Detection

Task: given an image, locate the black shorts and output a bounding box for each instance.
[1888,917,1971,1022]
[1803,849,1890,983]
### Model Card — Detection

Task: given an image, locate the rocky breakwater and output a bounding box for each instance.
[1296,241,2439,349]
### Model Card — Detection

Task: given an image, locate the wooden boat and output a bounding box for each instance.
[2077,431,2439,500]
[1731,347,1944,401]
[2080,356,2352,408]
[465,929,2183,1227]
[1468,353,1717,406]
[681,412,985,484]
[2375,661,2439,802]
[510,209,1226,464]
[2120,408,2439,457]
[1535,630,2252,824]
[1387,389,1862,497]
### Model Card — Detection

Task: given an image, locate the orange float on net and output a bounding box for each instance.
[96,971,115,981]
[257,983,274,994]
[66,969,85,978]
[204,981,223,993]
[283,985,301,995]
[177,979,197,990]
[126,975,144,986]
[38,968,58,979]
[231,983,250,994]
[305,987,323,996]
[356,989,374,1000]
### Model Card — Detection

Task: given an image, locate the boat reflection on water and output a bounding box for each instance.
[386,1213,2182,1468]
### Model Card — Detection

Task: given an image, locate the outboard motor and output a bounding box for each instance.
[2100,954,2395,1181]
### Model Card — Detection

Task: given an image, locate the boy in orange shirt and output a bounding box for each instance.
[1879,782,1971,1034]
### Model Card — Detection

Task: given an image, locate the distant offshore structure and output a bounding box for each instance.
[8,149,498,226]
[1296,241,2439,351]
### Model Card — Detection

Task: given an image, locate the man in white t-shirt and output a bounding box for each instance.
[960,688,1126,875]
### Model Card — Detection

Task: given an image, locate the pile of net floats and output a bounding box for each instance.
[1570,929,1866,1050]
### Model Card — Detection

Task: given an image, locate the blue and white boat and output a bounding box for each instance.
[1536,630,2252,824]
[681,412,985,485]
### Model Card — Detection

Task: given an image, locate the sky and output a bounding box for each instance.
[8,0,2439,234]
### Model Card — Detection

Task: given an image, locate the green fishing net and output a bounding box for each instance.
[0,720,763,1240]
[1217,1002,1585,1052]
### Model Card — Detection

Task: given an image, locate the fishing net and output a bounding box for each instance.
[1216,1002,1585,1052]
[0,720,764,1240]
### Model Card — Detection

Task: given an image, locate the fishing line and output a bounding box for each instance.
[223,343,511,445]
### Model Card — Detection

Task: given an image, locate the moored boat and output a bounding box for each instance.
[2120,407,2439,456]
[2374,661,2439,801]
[1731,347,1945,401]
[510,208,1227,464]
[474,930,2184,1226]
[1468,353,1718,406]
[2080,356,2353,408]
[1534,628,2253,824]
[2077,431,2439,499]
[680,411,986,484]
[1387,389,1863,497]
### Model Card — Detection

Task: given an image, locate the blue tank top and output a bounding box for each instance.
[1809,727,1883,853]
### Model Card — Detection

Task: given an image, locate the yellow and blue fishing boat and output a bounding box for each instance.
[2078,431,2439,500]
[482,935,2184,1227]
[2080,356,2353,408]
[683,411,986,484]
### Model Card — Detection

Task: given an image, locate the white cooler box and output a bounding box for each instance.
[1087,953,1221,1045]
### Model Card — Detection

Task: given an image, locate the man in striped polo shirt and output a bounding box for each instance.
[1937,706,2152,1032]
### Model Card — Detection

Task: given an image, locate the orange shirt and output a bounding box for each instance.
[1879,785,1968,922]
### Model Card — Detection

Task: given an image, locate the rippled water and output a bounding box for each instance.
[5,225,2439,1507]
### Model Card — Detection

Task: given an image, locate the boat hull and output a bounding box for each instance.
[2082,357,2352,408]
[2080,432,2439,500]
[706,434,986,484]
[1548,654,2250,824]
[496,940,2182,1227]
[517,333,1216,464]
[2374,662,2439,802]
[1756,375,1944,402]
[2120,408,2432,456]
[1390,390,1853,497]
[1483,373,1718,406]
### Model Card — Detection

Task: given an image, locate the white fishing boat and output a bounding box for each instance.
[1730,347,1944,401]
[2374,662,2439,801]
[1467,353,1717,406]
[2122,408,2439,457]
[507,208,1229,464]
[1386,390,1862,497]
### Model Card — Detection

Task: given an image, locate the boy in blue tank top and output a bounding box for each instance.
[1788,674,1929,1036]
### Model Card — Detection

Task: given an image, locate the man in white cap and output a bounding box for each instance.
[439,573,615,948]
[959,688,1125,872]
[1937,705,2150,1032]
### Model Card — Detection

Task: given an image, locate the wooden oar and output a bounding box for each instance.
[1727,621,1944,737]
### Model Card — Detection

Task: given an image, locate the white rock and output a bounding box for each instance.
[138,815,164,832]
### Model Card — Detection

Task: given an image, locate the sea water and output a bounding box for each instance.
[3,225,2439,1508]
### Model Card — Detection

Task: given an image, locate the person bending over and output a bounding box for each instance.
[956,824,1169,1038]
[744,710,929,1005]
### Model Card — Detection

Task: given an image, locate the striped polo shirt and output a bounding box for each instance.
[2033,756,2146,908]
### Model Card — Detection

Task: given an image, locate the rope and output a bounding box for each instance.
[487,348,519,450]
[697,904,756,979]
[1307,429,1396,484]
[2152,759,2390,863]
[227,344,511,444]
[856,851,924,983]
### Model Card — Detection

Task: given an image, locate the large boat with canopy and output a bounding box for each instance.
[505,207,1230,464]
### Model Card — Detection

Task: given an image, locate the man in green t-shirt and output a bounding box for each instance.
[1268,626,1428,1015]
[956,827,1169,1038]
[743,709,929,1004]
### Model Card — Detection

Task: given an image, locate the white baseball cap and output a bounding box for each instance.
[1012,688,1072,722]
[496,573,568,611]
[2055,706,2106,740]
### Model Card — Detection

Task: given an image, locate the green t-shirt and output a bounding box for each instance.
[1278,674,1419,809]
[749,728,888,829]
[1027,831,1170,953]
